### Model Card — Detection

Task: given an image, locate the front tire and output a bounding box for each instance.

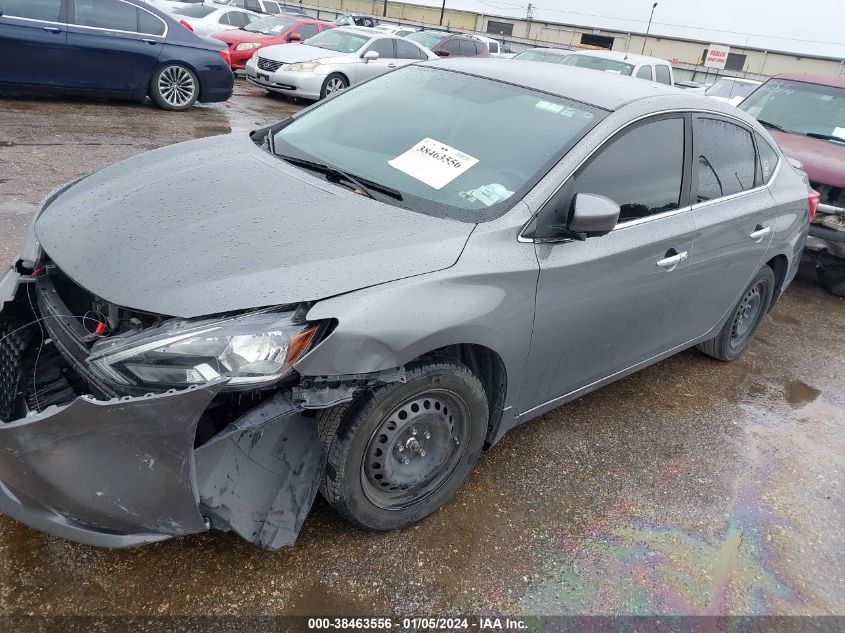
[319,73,348,100]
[319,358,488,531]
[150,64,199,111]
[697,265,775,361]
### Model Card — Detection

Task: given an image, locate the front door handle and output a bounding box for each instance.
[142,38,159,45]
[41,26,62,34]
[749,225,771,241]
[656,249,688,271]
[387,62,397,68]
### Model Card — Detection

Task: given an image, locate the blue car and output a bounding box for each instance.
[0,0,234,110]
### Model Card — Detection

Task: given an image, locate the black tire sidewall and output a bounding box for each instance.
[326,362,488,531]
[715,265,775,361]
[320,73,348,100]
[150,64,199,111]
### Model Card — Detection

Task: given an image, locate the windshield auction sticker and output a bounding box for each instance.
[388,138,479,190]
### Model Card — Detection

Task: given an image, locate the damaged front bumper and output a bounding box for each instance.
[0,266,322,549]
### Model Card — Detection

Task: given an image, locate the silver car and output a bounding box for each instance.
[245,26,435,99]
[0,60,810,550]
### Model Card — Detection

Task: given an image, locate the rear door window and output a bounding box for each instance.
[572,117,686,222]
[263,1,281,13]
[0,0,62,21]
[655,65,672,85]
[294,23,319,39]
[636,65,653,80]
[489,41,498,54]
[229,11,254,27]
[694,117,758,202]
[395,38,424,60]
[178,5,216,18]
[74,0,138,31]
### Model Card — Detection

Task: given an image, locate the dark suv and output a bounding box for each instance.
[740,73,845,296]
[405,30,491,58]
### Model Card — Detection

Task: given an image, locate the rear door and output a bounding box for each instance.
[65,0,165,95]
[685,114,775,337]
[0,0,68,87]
[519,114,699,414]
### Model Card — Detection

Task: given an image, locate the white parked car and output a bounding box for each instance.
[173,4,261,35]
[471,34,514,58]
[512,47,575,64]
[705,77,763,106]
[143,0,205,11]
[245,27,435,100]
[560,50,674,86]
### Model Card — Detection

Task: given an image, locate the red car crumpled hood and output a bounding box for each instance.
[212,30,278,45]
[770,129,845,188]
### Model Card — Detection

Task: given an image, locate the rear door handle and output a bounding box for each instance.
[749,225,771,241]
[656,250,688,270]
[41,26,63,34]
[142,38,159,45]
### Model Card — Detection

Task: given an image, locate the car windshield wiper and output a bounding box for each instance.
[805,132,845,144]
[758,119,789,133]
[279,155,403,201]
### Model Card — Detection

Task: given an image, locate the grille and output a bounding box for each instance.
[0,320,33,422]
[257,57,284,72]
[810,182,844,210]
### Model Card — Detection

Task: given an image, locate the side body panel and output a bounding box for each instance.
[0,9,69,88]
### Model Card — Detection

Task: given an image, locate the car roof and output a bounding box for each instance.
[712,77,761,85]
[773,73,845,89]
[564,49,671,66]
[520,47,572,53]
[424,58,682,110]
[334,26,384,37]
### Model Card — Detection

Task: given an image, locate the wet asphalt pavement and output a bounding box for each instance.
[0,80,843,621]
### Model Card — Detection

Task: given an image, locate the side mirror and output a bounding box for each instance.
[568,193,620,236]
[435,49,450,57]
[363,50,379,62]
[286,32,302,42]
[529,191,620,242]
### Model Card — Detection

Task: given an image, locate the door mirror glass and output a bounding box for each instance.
[363,50,379,62]
[568,193,620,235]
[286,32,301,41]
[435,49,450,57]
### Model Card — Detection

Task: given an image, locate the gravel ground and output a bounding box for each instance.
[0,80,843,623]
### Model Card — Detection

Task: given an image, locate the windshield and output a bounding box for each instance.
[740,79,845,141]
[706,79,760,100]
[270,65,606,222]
[175,5,216,17]
[405,31,448,49]
[304,29,369,52]
[243,16,295,34]
[514,50,567,63]
[560,54,634,76]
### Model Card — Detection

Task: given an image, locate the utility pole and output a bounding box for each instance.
[641,2,657,54]
[382,0,387,17]
[525,3,534,41]
[439,0,446,25]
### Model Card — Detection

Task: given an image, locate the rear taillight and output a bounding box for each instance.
[219,49,231,66]
[179,19,193,31]
[808,189,820,221]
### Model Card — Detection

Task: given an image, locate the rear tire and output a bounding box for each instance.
[696,265,775,361]
[816,253,845,297]
[319,73,348,100]
[318,358,488,531]
[150,64,199,111]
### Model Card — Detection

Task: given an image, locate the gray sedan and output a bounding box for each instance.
[0,60,811,550]
[244,26,435,99]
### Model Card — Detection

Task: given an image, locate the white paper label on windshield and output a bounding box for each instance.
[388,138,479,190]
[460,183,514,207]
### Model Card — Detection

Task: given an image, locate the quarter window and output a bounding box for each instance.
[0,0,61,21]
[74,0,137,31]
[573,117,685,222]
[138,9,165,36]
[635,65,653,80]
[655,65,672,85]
[694,118,757,202]
[756,134,779,183]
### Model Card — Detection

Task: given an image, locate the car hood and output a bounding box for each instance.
[770,130,845,188]
[257,43,347,63]
[34,134,474,319]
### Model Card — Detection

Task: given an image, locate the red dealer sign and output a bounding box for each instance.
[704,44,731,69]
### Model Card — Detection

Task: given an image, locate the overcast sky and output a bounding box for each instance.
[417,0,845,59]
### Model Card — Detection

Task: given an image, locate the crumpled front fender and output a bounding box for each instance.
[0,381,225,548]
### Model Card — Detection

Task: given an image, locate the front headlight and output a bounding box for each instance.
[87,311,320,390]
[235,42,262,51]
[285,61,320,72]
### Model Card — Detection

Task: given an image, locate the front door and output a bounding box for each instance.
[355,38,396,83]
[0,0,68,87]
[519,114,700,416]
[685,114,775,337]
[65,0,164,95]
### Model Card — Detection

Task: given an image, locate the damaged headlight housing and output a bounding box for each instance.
[87,311,320,389]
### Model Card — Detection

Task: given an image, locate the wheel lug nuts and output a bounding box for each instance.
[424,431,431,440]
[411,427,417,436]
[454,437,460,445]
[402,457,410,465]
[420,449,427,457]
[396,443,403,451]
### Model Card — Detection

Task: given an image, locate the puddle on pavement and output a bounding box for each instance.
[784,381,821,407]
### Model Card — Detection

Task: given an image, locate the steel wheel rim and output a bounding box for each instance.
[730,280,766,349]
[325,77,346,95]
[361,389,470,510]
[158,66,196,107]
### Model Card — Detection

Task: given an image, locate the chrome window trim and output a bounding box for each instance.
[69,0,169,38]
[0,16,64,26]
[518,107,779,243]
